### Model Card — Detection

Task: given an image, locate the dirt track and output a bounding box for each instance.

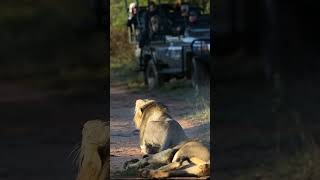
[110,84,210,177]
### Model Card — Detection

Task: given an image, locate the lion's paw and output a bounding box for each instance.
[123,159,139,170]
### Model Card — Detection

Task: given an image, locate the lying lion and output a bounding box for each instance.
[134,99,188,154]
[124,139,210,179]
[128,99,210,178]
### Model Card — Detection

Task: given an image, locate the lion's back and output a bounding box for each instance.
[167,119,188,145]
[143,117,187,150]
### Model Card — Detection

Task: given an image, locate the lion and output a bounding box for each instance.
[124,139,210,179]
[74,120,109,180]
[133,99,188,155]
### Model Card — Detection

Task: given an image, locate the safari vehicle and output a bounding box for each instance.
[125,0,211,90]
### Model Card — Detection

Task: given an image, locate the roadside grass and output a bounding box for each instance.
[110,55,143,88]
[110,26,146,90]
[184,97,210,123]
[157,81,210,123]
[184,95,210,146]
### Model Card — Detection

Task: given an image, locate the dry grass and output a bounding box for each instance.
[185,99,210,123]
[110,27,144,88]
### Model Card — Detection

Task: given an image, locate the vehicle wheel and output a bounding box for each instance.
[145,60,160,90]
[191,57,209,90]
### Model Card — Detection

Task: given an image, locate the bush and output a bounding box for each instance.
[110,27,133,58]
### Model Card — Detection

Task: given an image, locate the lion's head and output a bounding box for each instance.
[75,120,109,180]
[133,99,170,130]
[133,99,155,129]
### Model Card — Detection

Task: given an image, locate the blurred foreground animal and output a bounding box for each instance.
[75,120,109,180]
[133,99,188,154]
[124,139,210,179]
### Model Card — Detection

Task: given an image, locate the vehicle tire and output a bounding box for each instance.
[191,57,209,89]
[144,60,160,90]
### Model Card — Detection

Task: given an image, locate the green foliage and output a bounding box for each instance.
[110,0,127,27]
[110,1,140,85]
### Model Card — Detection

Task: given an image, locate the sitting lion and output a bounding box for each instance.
[124,139,210,179]
[75,120,109,180]
[134,99,188,154]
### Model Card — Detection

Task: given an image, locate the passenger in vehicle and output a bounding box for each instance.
[175,10,200,36]
[149,15,163,40]
[138,1,161,45]
[148,1,159,18]
[147,2,166,41]
[127,2,137,33]
[180,3,190,17]
[187,10,200,28]
[184,10,201,36]
[172,3,189,36]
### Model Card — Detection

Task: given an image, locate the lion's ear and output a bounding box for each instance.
[135,99,145,108]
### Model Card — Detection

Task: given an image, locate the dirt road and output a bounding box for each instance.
[110,84,210,177]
